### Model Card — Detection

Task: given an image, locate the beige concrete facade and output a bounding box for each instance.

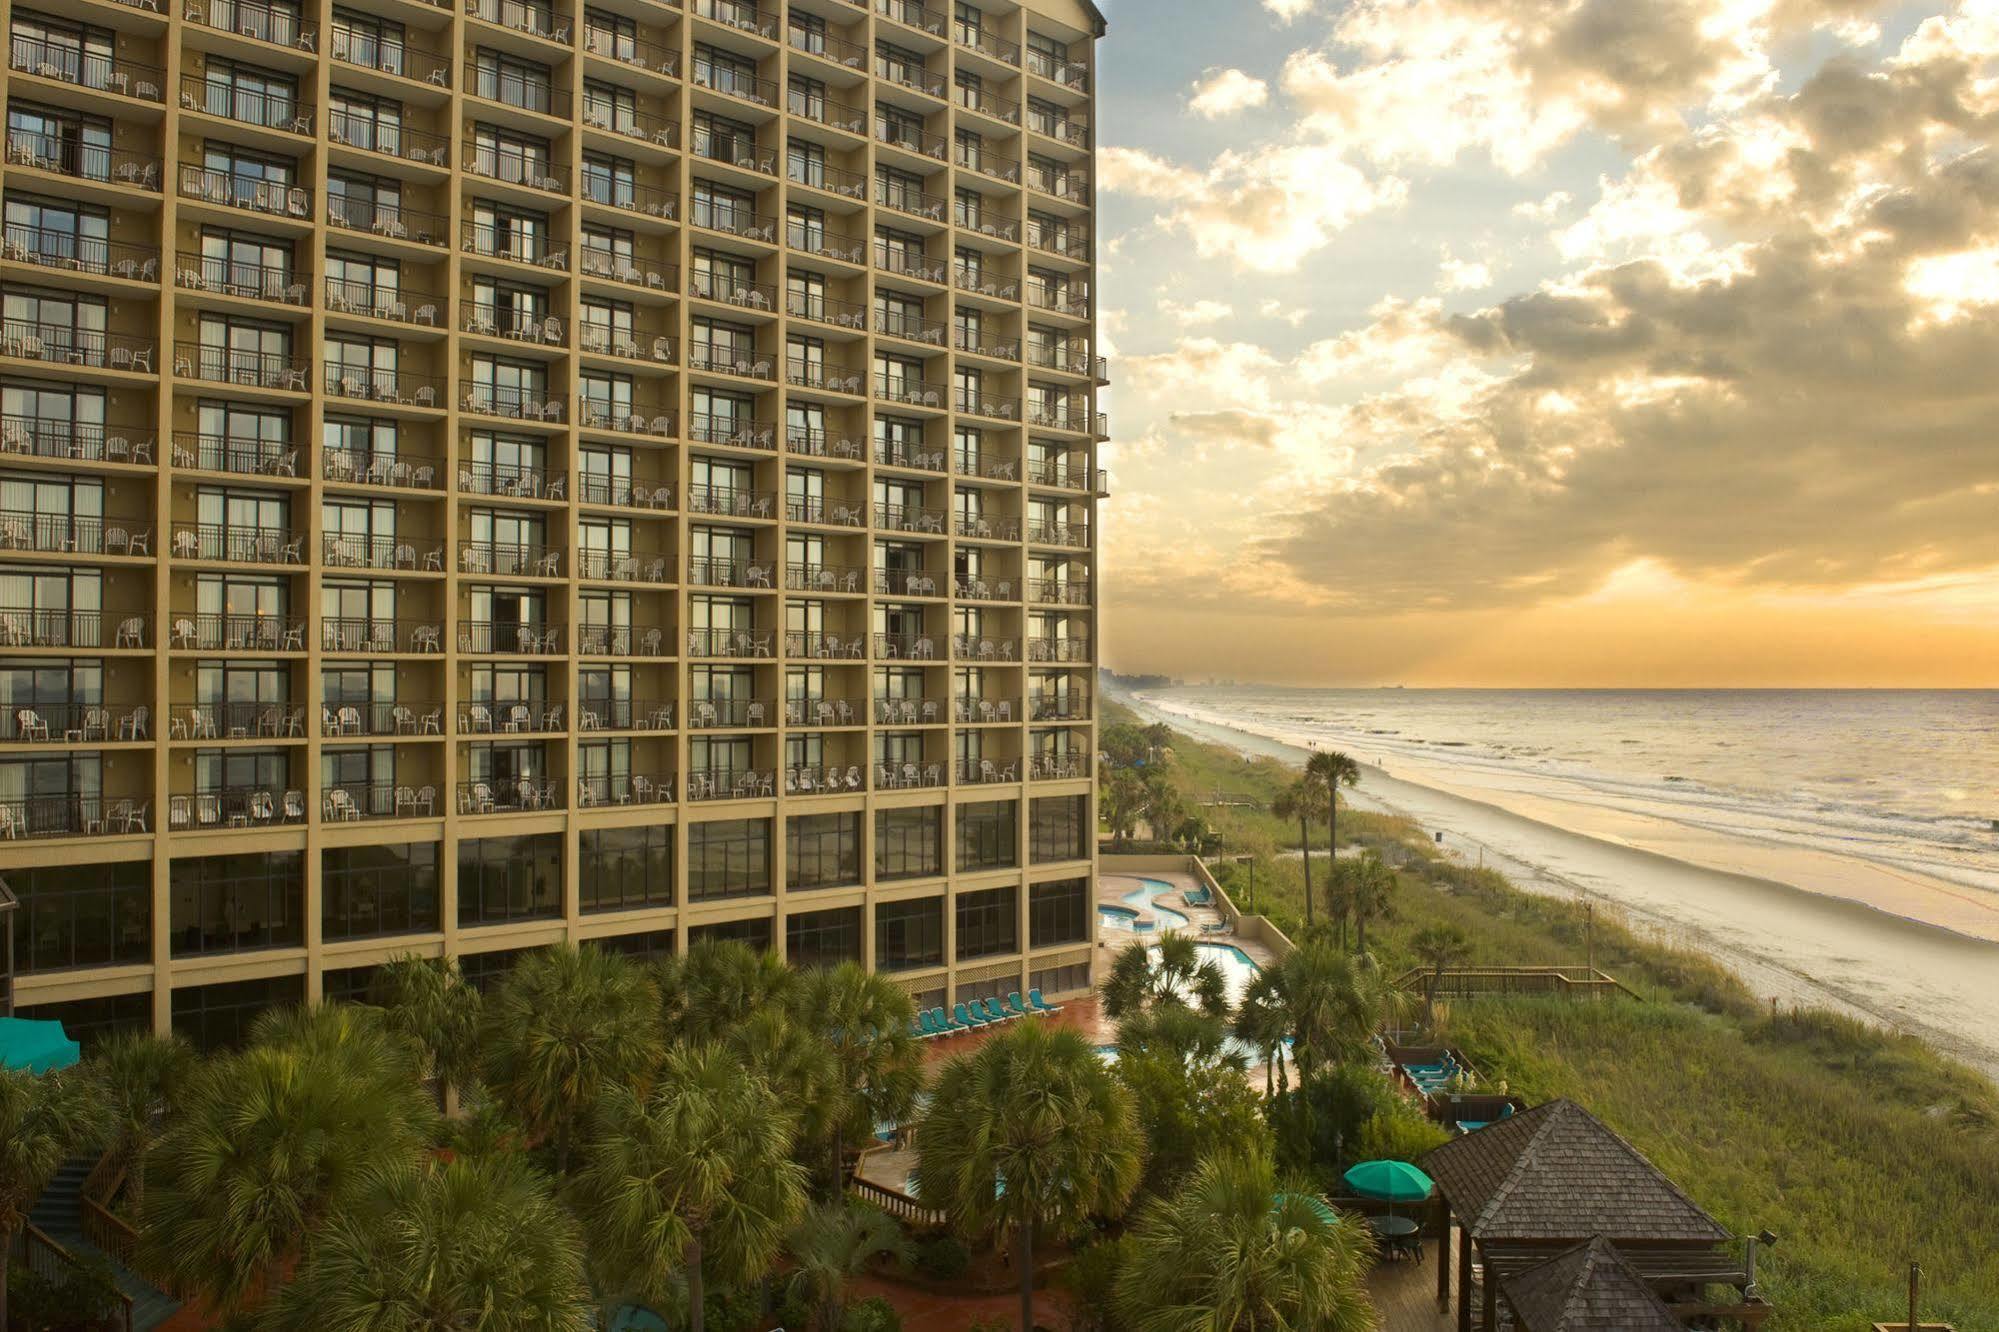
[0,0,1104,1041]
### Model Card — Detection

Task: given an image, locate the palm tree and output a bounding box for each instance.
[266,1152,594,1331]
[1100,767,1148,848]
[1233,968,1294,1101]
[142,1010,435,1315]
[1114,1150,1376,1332]
[1101,935,1230,1023]
[0,1066,107,1331]
[726,1004,839,1182]
[1410,923,1473,1031]
[1305,749,1362,880]
[371,953,483,1108]
[579,1043,808,1332]
[785,1200,912,1331]
[480,943,663,1174]
[675,939,796,1042]
[1346,852,1398,955]
[1271,774,1328,931]
[915,1019,1143,1332]
[1278,942,1397,1083]
[89,1030,194,1216]
[797,964,923,1191]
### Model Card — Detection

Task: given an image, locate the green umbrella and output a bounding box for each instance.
[1342,1159,1433,1203]
[0,1016,81,1074]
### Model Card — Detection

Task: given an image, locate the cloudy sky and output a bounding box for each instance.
[1091,0,1999,686]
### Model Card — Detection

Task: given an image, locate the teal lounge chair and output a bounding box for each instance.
[1028,988,1060,1013]
[936,1006,966,1033]
[954,1001,987,1029]
[917,1011,941,1038]
[1005,992,1032,1018]
[980,998,1012,1023]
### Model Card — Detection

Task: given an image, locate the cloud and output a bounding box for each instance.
[1514,190,1575,221]
[1262,0,1320,21]
[1437,247,1495,292]
[1259,299,1311,327]
[1159,298,1235,325]
[1188,67,1271,118]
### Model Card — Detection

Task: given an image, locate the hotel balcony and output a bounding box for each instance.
[463,142,568,197]
[953,757,1018,787]
[955,576,1022,603]
[786,81,868,137]
[951,634,1021,662]
[577,772,674,807]
[787,697,863,727]
[578,699,676,731]
[167,612,306,652]
[875,502,948,536]
[457,777,565,816]
[952,513,1023,542]
[955,82,1021,126]
[580,399,677,438]
[582,26,681,81]
[321,616,446,654]
[688,484,776,519]
[690,125,776,176]
[1028,577,1092,607]
[1026,520,1090,550]
[172,342,310,392]
[788,561,868,594]
[2,791,151,840]
[576,623,671,657]
[5,132,162,194]
[1029,695,1093,723]
[168,522,303,564]
[787,218,870,267]
[456,702,567,735]
[579,325,678,368]
[322,702,446,737]
[337,198,451,249]
[322,532,446,573]
[580,245,678,291]
[0,608,151,650]
[577,472,673,508]
[1027,637,1092,664]
[464,0,572,45]
[1,224,160,286]
[321,448,444,493]
[176,165,312,223]
[686,413,772,449]
[168,702,308,740]
[2,320,159,376]
[872,244,948,287]
[954,697,1021,724]
[0,416,153,467]
[9,36,166,103]
[183,0,319,54]
[685,767,776,802]
[1027,752,1090,781]
[578,550,675,583]
[331,22,454,88]
[691,0,778,41]
[686,557,773,589]
[876,179,948,225]
[165,785,305,831]
[457,619,561,654]
[456,540,564,578]
[0,510,154,559]
[783,630,860,661]
[1024,278,1091,320]
[321,781,444,822]
[326,278,446,329]
[0,702,149,744]
[464,385,569,424]
[686,697,772,729]
[787,763,866,795]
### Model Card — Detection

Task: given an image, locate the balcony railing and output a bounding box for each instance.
[875,568,941,596]
[465,0,570,43]
[874,376,947,409]
[325,279,443,326]
[955,390,1021,422]
[784,426,866,461]
[786,562,866,593]
[875,0,944,36]
[955,758,1018,785]
[686,414,774,449]
[872,246,947,285]
[167,612,306,652]
[2,321,157,374]
[0,795,137,839]
[323,448,442,489]
[457,620,562,653]
[464,302,565,344]
[177,165,313,220]
[691,128,775,175]
[686,558,772,588]
[577,700,675,730]
[952,267,1019,302]
[328,111,450,166]
[176,252,309,305]
[179,76,313,134]
[584,178,681,220]
[874,121,949,163]
[0,609,148,650]
[457,542,563,578]
[955,330,1021,362]
[1027,522,1090,549]
[873,697,944,724]
[1029,697,1092,722]
[786,764,865,793]
[957,209,1017,243]
[1027,167,1091,203]
[577,773,674,806]
[171,702,306,739]
[879,761,948,790]
[333,198,448,246]
[324,366,444,408]
[138,380,234,453]
[320,617,445,653]
[951,634,1019,661]
[872,632,941,660]
[1029,578,1091,605]
[1027,637,1091,663]
[470,72,571,119]
[1028,753,1091,780]
[786,220,868,265]
[330,26,452,87]
[169,523,302,564]
[464,386,566,422]
[321,782,442,821]
[1030,115,1092,149]
[955,146,1020,183]
[953,514,1022,542]
[787,697,862,726]
[464,143,568,193]
[0,510,151,557]
[1,417,151,465]
[955,23,1020,68]
[687,486,775,518]
[0,702,146,743]
[578,550,674,582]
[691,0,776,40]
[688,271,778,312]
[457,778,566,815]
[323,532,444,571]
[10,37,165,100]
[691,66,778,110]
[686,347,775,380]
[954,576,1019,602]
[686,697,771,728]
[689,206,776,243]
[685,767,775,801]
[875,181,947,222]
[876,503,946,535]
[576,623,671,656]
[954,697,1019,723]
[581,247,677,290]
[583,105,680,147]
[687,627,774,658]
[459,463,563,498]
[785,630,863,660]
[577,474,672,507]
[183,0,319,51]
[785,496,866,527]
[4,135,159,189]
[786,85,867,135]
[875,56,945,99]
[1024,281,1091,318]
[1026,49,1090,91]
[457,702,566,733]
[583,28,679,77]
[580,326,675,364]
[579,400,676,436]
[0,225,159,283]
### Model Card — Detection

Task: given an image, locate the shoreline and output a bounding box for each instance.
[1117,688,1999,1083]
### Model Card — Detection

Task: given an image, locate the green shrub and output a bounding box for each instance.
[1060,1235,1135,1332]
[1354,1103,1451,1162]
[913,1233,968,1281]
[839,1295,901,1332]
[7,1250,123,1331]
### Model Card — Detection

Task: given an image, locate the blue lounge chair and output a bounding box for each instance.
[1028,988,1060,1013]
[954,1001,987,1029]
[929,1007,958,1034]
[1006,992,1032,1018]
[918,1011,941,1038]
[980,998,1012,1023]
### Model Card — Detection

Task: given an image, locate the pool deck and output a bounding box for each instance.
[1096,870,1278,971]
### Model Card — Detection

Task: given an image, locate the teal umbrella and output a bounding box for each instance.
[1342,1159,1433,1203]
[0,1016,81,1074]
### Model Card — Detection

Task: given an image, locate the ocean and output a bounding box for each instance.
[1139,687,1999,911]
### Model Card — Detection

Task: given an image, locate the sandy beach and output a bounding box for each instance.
[1121,690,1999,1083]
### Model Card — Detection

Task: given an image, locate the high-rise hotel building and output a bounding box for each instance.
[0,0,1106,1046]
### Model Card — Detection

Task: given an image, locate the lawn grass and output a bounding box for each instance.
[1102,698,1999,1330]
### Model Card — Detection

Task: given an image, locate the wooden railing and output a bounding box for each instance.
[849,1175,945,1229]
[1390,965,1639,1001]
[23,1221,135,1332]
[80,1153,140,1269]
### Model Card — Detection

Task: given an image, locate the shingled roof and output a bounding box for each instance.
[1502,1235,1683,1332]
[1419,1099,1730,1243]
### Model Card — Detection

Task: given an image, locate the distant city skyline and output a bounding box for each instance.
[1094,0,1999,687]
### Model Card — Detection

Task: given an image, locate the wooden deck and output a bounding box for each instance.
[1368,1228,1462,1332]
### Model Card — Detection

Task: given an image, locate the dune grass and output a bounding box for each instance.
[1104,698,1999,1330]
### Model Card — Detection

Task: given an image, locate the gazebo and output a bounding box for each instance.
[1421,1099,1770,1330]
[1501,1235,1682,1331]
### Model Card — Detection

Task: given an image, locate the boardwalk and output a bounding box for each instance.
[1368,1227,1461,1332]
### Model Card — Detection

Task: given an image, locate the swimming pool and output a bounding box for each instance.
[1097,876,1192,934]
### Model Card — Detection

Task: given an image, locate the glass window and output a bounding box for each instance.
[955,885,1017,960]
[785,905,860,970]
[874,896,943,972]
[787,811,860,890]
[168,851,305,956]
[1029,877,1089,948]
[956,799,1017,872]
[321,842,439,940]
[458,833,562,925]
[581,825,675,911]
[687,817,771,901]
[875,805,941,881]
